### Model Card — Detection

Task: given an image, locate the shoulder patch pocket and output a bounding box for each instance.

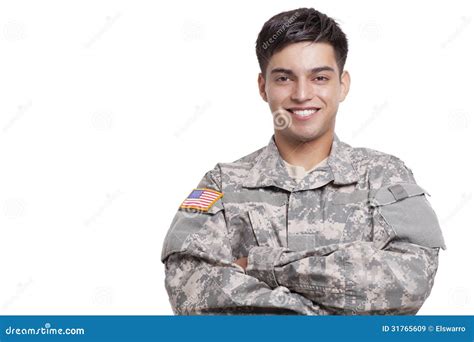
[161,198,224,262]
[179,188,223,212]
[370,182,446,249]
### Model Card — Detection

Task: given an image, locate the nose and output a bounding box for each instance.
[290,79,314,102]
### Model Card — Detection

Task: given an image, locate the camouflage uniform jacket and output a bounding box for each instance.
[161,134,446,315]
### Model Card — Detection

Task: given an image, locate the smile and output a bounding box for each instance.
[286,107,321,120]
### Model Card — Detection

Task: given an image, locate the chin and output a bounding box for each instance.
[285,128,322,143]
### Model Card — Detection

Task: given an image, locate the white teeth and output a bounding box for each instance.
[292,109,317,116]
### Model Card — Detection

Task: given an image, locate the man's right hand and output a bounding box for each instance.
[234,257,248,270]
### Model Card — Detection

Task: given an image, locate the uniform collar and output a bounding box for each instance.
[327,134,360,185]
[242,133,359,192]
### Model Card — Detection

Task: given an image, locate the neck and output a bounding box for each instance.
[274,130,334,171]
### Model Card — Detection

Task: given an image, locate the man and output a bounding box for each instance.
[161,8,446,315]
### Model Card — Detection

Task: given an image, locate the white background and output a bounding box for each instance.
[1,0,473,315]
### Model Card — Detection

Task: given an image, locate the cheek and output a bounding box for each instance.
[317,86,340,107]
[267,86,290,107]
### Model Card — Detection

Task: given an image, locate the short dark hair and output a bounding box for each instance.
[256,8,348,77]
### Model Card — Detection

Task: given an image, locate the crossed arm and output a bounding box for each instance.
[164,207,439,315]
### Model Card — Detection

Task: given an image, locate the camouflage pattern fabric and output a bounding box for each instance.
[161,134,445,315]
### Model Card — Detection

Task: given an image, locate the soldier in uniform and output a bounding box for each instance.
[161,7,446,315]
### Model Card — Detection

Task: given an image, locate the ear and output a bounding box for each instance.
[258,73,268,102]
[338,70,351,102]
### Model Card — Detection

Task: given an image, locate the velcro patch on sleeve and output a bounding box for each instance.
[179,188,223,212]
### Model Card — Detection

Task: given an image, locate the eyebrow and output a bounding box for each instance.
[270,66,336,76]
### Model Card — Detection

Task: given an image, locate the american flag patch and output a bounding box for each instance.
[180,188,223,212]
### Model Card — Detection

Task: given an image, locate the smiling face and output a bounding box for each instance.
[258,41,350,143]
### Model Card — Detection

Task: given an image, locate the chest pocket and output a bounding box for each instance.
[248,202,287,248]
[223,190,288,256]
[330,190,372,245]
[285,189,372,251]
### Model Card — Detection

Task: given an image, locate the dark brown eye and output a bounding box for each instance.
[276,76,290,82]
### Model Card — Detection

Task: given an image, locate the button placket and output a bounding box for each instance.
[287,190,319,251]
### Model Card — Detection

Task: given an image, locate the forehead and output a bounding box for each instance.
[267,42,337,73]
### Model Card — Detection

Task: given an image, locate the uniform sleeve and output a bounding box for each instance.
[161,164,330,315]
[245,156,446,315]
